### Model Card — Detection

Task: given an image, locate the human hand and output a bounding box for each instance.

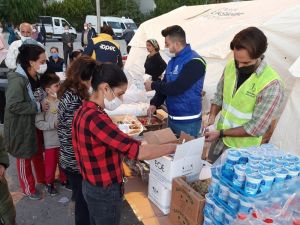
[68,43,72,48]
[202,116,216,133]
[204,130,220,142]
[144,80,153,92]
[0,164,5,177]
[147,105,157,116]
[167,144,177,154]
[41,100,49,112]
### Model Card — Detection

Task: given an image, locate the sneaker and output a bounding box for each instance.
[27,191,42,200]
[45,184,59,196]
[61,181,72,192]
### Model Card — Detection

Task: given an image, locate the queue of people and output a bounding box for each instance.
[0,20,285,225]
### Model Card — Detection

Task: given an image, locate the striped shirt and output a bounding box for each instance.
[57,89,82,172]
[210,58,284,155]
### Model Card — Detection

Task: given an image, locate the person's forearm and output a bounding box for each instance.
[137,144,176,160]
[223,127,252,138]
[209,104,222,119]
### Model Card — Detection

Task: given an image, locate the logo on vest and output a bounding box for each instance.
[246,83,256,98]
[173,65,179,75]
[99,44,116,51]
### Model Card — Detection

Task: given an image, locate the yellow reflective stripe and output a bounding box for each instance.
[192,57,206,68]
[221,116,241,129]
[223,102,253,120]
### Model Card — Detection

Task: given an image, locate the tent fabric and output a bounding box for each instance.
[125,0,300,113]
[270,57,300,157]
[124,0,300,156]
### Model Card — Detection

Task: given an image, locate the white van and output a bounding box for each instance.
[37,16,77,40]
[85,15,123,39]
[120,17,138,32]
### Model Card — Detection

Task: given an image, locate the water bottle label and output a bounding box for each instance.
[245,182,257,189]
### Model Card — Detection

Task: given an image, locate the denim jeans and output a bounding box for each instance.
[82,180,122,225]
[168,118,202,138]
[62,169,90,225]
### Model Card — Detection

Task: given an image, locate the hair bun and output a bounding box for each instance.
[18,44,27,53]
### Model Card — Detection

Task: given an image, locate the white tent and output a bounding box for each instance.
[270,57,300,157]
[125,0,300,113]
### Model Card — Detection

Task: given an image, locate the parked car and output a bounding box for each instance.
[37,16,77,40]
[86,15,125,39]
[120,17,138,32]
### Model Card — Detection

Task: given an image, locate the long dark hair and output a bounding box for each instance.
[17,44,45,72]
[91,64,128,91]
[58,56,97,100]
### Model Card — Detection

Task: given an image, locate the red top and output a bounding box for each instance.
[72,101,140,186]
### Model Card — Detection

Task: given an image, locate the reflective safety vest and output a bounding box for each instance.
[217,60,282,148]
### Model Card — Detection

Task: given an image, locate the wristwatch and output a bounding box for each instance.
[220,129,225,138]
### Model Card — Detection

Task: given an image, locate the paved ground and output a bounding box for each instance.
[3,33,142,225]
[6,155,143,225]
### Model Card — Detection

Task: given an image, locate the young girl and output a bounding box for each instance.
[57,56,94,225]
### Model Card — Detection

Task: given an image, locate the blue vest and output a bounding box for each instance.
[165,44,205,121]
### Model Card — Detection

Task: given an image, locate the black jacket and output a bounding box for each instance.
[144,52,167,81]
[62,32,74,48]
[81,28,96,47]
[47,56,64,72]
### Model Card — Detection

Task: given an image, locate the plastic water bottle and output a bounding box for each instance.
[222,149,241,179]
[232,213,251,225]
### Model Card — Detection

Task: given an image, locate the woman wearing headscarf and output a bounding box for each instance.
[144,39,167,81]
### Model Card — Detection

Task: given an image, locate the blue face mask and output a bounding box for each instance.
[51,53,59,59]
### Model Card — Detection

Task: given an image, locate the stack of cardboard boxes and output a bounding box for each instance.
[144,128,205,214]
[169,177,208,225]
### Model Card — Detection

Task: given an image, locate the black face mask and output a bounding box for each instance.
[235,61,257,76]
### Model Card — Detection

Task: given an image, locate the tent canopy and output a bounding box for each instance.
[125,0,300,113]
[270,57,300,156]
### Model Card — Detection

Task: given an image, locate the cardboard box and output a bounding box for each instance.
[169,176,207,225]
[144,128,205,183]
[148,173,171,215]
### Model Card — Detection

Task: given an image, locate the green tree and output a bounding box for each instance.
[46,0,95,29]
[152,0,230,17]
[0,0,43,24]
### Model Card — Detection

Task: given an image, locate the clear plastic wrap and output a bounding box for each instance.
[203,144,300,225]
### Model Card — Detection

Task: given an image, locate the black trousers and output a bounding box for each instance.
[0,90,5,124]
[63,46,73,67]
[62,169,90,225]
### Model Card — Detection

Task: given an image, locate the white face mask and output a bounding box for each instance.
[164,48,176,58]
[32,28,37,33]
[65,29,69,33]
[88,86,93,95]
[104,88,122,111]
[20,35,32,42]
[0,28,3,33]
[37,63,48,74]
[51,92,57,98]
[84,26,88,30]
[47,89,57,98]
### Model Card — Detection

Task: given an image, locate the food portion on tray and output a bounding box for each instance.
[138,116,161,126]
[110,115,144,136]
[137,115,167,131]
